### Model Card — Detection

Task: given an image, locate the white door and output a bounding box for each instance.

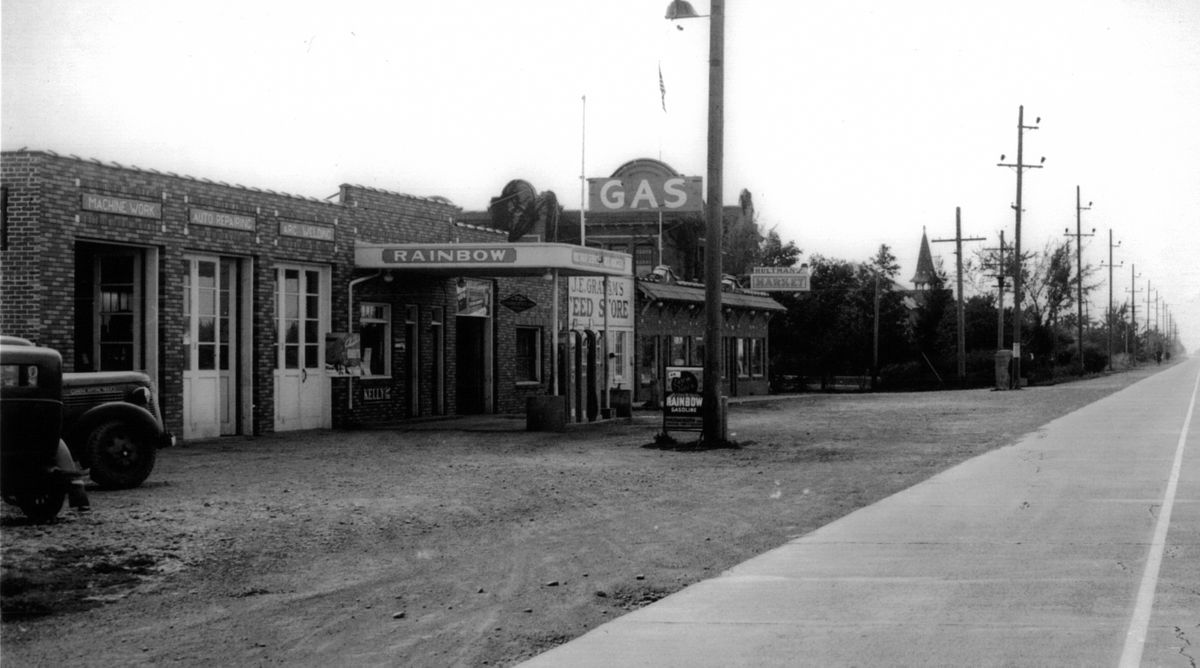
[273,264,331,431]
[183,256,237,439]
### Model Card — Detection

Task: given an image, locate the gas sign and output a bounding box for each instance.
[587,176,703,212]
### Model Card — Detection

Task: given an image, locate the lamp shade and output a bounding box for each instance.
[664,0,701,20]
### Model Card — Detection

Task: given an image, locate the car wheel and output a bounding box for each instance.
[86,420,156,489]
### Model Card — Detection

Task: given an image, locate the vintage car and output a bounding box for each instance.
[1,338,71,520]
[1,336,173,489]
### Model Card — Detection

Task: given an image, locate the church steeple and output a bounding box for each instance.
[911,227,938,290]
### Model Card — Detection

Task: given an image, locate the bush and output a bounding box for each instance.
[1082,343,1108,373]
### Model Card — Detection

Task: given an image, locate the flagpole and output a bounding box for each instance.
[579,94,587,245]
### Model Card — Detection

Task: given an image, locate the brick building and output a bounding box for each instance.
[1,150,630,441]
[464,157,785,407]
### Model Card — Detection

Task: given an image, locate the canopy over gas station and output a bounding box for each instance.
[354,242,632,278]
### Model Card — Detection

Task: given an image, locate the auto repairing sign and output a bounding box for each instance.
[663,366,704,432]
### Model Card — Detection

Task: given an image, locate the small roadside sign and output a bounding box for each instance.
[663,366,704,433]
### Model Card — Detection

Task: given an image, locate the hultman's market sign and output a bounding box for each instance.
[749,266,811,292]
[587,175,703,212]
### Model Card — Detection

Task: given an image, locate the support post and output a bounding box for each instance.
[701,0,726,443]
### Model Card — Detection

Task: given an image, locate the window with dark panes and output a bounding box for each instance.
[359,303,390,376]
[515,327,542,382]
[669,335,688,366]
[95,252,141,370]
[634,244,656,277]
[690,335,705,367]
[750,338,765,377]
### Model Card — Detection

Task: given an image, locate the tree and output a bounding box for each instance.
[868,244,900,278]
[759,227,801,268]
[723,189,762,277]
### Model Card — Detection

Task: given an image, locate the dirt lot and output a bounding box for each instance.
[0,366,1168,667]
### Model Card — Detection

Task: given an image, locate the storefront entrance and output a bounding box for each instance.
[455,316,487,414]
[273,264,331,431]
[182,255,253,439]
[454,278,493,415]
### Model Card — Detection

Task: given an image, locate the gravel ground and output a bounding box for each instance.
[0,364,1169,667]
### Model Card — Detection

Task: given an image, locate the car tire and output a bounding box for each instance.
[86,420,156,490]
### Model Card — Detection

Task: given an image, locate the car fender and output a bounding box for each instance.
[65,402,161,454]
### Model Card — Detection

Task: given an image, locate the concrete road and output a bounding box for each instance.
[522,360,1200,667]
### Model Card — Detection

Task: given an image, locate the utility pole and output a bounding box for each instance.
[1142,279,1152,359]
[1147,282,1153,357]
[1064,186,1094,374]
[932,207,986,383]
[983,231,1009,350]
[667,0,726,443]
[1100,228,1121,371]
[873,272,881,387]
[1155,294,1162,352]
[1128,266,1142,363]
[997,106,1044,388]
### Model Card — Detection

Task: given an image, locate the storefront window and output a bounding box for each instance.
[639,336,658,387]
[359,303,390,376]
[736,338,749,378]
[634,244,656,277]
[669,336,688,366]
[515,327,542,382]
[612,331,627,382]
[751,338,765,378]
[92,251,141,371]
[690,335,705,367]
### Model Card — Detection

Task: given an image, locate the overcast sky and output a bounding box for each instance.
[3,0,1198,350]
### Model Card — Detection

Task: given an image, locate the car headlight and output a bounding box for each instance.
[130,386,151,407]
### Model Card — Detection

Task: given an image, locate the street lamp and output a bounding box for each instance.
[667,0,726,444]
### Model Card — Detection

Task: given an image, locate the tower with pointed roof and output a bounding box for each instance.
[911,227,939,291]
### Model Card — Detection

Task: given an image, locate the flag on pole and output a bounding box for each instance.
[658,63,667,113]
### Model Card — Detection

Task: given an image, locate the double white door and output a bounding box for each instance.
[273,264,331,431]
[183,256,238,439]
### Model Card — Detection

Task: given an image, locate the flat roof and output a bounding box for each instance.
[354,242,632,278]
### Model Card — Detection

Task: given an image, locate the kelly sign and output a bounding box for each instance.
[588,176,703,213]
